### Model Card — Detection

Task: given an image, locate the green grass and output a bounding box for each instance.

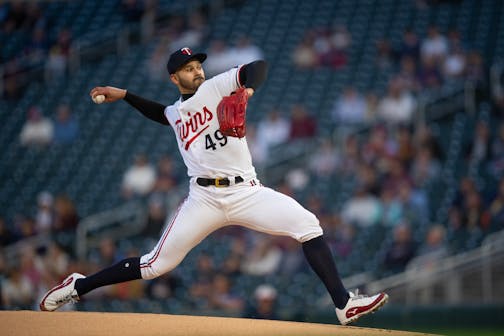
[420,329,504,336]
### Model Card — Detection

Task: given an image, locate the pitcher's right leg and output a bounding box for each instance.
[140,195,225,279]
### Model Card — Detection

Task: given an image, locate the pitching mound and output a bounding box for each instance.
[1,311,437,336]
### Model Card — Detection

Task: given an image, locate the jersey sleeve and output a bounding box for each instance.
[211,65,244,97]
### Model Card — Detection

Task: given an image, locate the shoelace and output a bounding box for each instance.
[56,290,79,305]
[349,289,366,300]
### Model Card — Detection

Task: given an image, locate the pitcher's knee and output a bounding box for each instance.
[140,260,178,280]
[295,213,323,243]
[139,253,182,280]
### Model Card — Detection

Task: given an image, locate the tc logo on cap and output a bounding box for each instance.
[181,47,192,55]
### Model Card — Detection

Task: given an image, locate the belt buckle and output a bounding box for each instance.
[215,178,227,187]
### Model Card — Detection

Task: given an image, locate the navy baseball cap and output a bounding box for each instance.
[167,47,207,74]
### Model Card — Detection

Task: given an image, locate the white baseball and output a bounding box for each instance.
[92,94,105,104]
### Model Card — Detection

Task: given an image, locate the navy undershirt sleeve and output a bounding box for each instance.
[123,91,169,125]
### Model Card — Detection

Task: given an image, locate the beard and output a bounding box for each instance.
[178,75,205,92]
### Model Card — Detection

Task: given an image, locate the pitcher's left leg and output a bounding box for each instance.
[228,185,387,324]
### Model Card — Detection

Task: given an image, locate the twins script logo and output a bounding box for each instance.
[175,107,213,150]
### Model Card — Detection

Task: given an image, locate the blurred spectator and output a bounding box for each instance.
[383,222,417,273]
[375,38,394,70]
[331,24,352,51]
[241,236,282,276]
[414,124,444,161]
[169,11,207,53]
[243,284,279,320]
[442,45,466,80]
[325,216,355,258]
[45,29,73,80]
[2,60,23,100]
[25,26,48,63]
[410,146,441,187]
[0,217,15,247]
[361,124,394,167]
[189,254,215,300]
[13,216,37,240]
[208,273,244,313]
[338,134,362,176]
[420,26,448,63]
[355,162,380,195]
[397,181,430,221]
[140,0,158,42]
[465,120,491,163]
[288,104,317,140]
[276,237,304,276]
[153,155,179,194]
[341,186,381,227]
[91,238,123,268]
[490,122,504,176]
[394,126,416,166]
[377,78,416,125]
[465,50,486,85]
[141,193,167,239]
[331,86,368,126]
[365,91,380,122]
[42,242,70,280]
[397,28,420,62]
[35,191,54,234]
[410,224,448,269]
[53,194,79,232]
[397,56,421,93]
[53,104,79,145]
[308,139,340,177]
[418,56,443,88]
[488,178,504,229]
[452,176,478,210]
[256,108,290,158]
[147,41,169,81]
[461,190,490,231]
[245,125,267,166]
[221,236,246,278]
[19,106,54,147]
[2,267,33,308]
[205,40,235,77]
[382,158,412,195]
[230,36,264,66]
[19,245,43,292]
[378,187,403,227]
[121,154,157,198]
[285,167,310,192]
[293,32,318,68]
[145,272,181,300]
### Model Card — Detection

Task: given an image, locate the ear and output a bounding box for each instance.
[170,74,179,85]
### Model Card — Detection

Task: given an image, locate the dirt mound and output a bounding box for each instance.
[1,311,437,336]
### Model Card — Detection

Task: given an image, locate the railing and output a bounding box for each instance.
[75,200,147,260]
[365,229,504,305]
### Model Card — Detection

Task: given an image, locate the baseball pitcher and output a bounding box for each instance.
[40,47,388,325]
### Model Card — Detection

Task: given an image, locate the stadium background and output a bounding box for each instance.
[1,0,503,335]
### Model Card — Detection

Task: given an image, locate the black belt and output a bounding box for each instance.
[196,176,244,187]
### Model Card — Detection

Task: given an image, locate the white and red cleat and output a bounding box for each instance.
[40,273,85,311]
[336,290,389,325]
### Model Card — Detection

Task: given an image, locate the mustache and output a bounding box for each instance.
[194,76,204,81]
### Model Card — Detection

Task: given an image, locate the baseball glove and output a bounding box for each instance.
[216,87,249,138]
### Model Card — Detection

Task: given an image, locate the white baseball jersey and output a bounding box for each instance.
[140,66,323,280]
[164,66,256,180]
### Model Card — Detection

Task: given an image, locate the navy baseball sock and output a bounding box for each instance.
[302,236,350,309]
[74,257,142,297]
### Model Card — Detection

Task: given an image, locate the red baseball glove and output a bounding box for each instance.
[216,87,249,138]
